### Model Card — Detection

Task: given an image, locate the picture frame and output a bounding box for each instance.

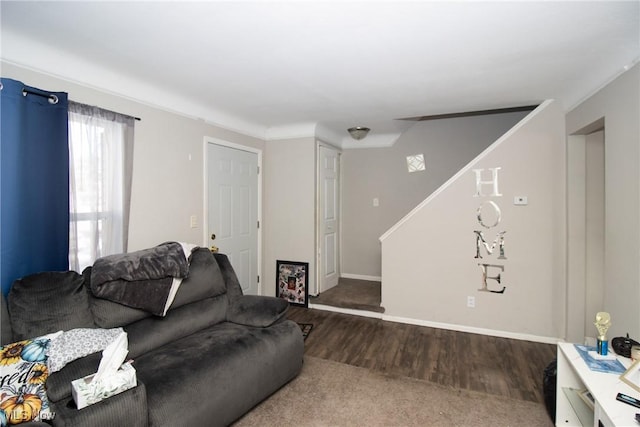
[620,360,640,393]
[276,260,309,307]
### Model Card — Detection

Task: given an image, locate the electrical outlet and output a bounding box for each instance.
[467,296,475,308]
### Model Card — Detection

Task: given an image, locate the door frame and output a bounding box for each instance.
[203,136,263,295]
[566,120,605,343]
[315,140,342,296]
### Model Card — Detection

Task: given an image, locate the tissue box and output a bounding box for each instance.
[71,362,137,409]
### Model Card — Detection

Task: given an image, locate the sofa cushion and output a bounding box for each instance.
[134,320,304,427]
[227,295,289,327]
[48,292,230,402]
[212,253,243,301]
[89,297,151,329]
[0,332,60,424]
[170,248,227,310]
[84,267,151,328]
[8,272,95,340]
[125,294,228,359]
[86,249,227,328]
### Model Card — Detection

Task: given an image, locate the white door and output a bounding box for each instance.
[318,145,340,293]
[207,142,259,295]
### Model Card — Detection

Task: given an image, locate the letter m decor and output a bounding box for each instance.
[473,230,506,259]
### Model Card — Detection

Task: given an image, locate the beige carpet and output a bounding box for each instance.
[234,356,554,427]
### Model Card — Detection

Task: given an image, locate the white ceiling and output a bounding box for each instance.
[1,1,639,146]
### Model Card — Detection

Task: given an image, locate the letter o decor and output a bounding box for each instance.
[476,200,502,229]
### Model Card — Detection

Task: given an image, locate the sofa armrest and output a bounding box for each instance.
[227,295,289,327]
[47,352,102,403]
[49,381,147,427]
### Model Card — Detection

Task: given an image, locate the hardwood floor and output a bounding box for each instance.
[288,306,557,404]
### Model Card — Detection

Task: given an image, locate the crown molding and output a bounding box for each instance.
[1,30,267,139]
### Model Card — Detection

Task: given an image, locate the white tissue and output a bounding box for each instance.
[93,331,129,384]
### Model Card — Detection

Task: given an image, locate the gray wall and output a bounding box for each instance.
[1,61,265,253]
[380,101,566,341]
[341,111,529,278]
[263,137,317,297]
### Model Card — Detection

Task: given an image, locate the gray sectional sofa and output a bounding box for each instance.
[0,248,304,426]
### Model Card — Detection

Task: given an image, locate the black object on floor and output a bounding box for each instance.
[298,323,313,340]
[543,358,557,423]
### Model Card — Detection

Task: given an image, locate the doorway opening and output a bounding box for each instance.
[566,118,605,343]
[313,142,384,314]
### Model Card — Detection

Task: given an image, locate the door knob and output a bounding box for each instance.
[210,233,218,253]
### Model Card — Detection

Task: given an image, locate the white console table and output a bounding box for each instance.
[556,342,639,426]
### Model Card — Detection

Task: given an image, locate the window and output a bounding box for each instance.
[406,154,426,173]
[68,102,135,271]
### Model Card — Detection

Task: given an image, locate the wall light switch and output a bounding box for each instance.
[373,198,379,207]
[190,215,198,228]
[514,196,528,206]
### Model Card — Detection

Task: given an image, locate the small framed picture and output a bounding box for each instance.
[276,260,309,307]
[621,360,640,393]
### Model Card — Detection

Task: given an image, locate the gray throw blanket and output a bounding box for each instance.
[90,242,189,316]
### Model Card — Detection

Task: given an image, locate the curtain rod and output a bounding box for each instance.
[22,87,60,105]
[69,99,141,122]
[1,83,141,121]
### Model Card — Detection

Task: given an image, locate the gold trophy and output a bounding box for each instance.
[594,312,611,355]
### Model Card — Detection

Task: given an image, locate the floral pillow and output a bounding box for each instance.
[0,332,61,425]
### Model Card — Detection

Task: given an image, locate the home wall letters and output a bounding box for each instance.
[473,167,507,293]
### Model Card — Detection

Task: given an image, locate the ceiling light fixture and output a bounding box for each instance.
[347,126,371,140]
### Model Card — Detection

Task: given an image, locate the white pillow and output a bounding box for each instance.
[47,328,124,373]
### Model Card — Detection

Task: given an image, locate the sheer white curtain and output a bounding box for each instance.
[68,102,135,272]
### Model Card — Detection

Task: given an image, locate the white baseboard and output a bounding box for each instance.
[310,280,561,344]
[340,273,381,282]
[382,314,563,345]
[307,304,561,344]
[309,303,383,319]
